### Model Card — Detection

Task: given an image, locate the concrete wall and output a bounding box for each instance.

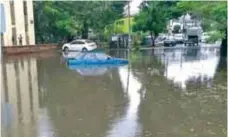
[3,44,58,55]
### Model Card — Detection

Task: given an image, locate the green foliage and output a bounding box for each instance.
[207,31,224,43]
[177,1,227,33]
[133,1,181,46]
[133,1,167,35]
[173,24,181,33]
[132,32,141,50]
[177,1,227,56]
[34,1,126,43]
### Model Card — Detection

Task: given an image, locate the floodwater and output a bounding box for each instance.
[1,47,227,137]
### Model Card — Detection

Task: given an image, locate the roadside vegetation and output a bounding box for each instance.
[33,1,227,56]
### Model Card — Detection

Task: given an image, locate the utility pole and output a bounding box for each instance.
[128,1,131,49]
[127,1,131,93]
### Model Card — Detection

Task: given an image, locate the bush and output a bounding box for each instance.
[173,24,181,33]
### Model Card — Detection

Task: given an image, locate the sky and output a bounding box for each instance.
[124,0,143,16]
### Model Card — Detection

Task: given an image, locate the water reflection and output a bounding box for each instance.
[37,108,55,137]
[154,47,220,89]
[67,64,126,76]
[106,65,144,137]
[2,58,40,137]
[1,47,226,137]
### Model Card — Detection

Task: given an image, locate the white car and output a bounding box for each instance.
[174,33,184,43]
[62,39,97,52]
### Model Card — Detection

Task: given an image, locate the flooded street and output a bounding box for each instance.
[1,47,227,137]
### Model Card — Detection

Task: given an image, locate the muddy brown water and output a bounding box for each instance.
[1,47,227,137]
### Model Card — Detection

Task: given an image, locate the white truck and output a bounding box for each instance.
[184,26,203,46]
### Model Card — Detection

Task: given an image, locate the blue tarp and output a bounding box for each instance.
[0,3,6,33]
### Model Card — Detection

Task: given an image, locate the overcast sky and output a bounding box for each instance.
[124,0,143,16]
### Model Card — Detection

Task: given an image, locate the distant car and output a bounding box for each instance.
[62,39,97,52]
[174,33,184,43]
[164,36,176,47]
[155,36,166,46]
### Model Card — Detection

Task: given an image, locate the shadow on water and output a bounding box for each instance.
[1,46,227,137]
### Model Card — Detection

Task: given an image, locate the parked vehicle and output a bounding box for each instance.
[174,33,184,43]
[66,52,128,65]
[184,26,203,46]
[164,36,176,47]
[62,39,97,52]
[141,35,166,47]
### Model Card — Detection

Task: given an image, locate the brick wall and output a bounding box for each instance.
[3,44,58,55]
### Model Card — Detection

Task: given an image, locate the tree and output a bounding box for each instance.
[133,1,168,46]
[173,24,181,33]
[177,1,227,57]
[33,1,126,43]
[34,1,80,43]
[133,1,181,46]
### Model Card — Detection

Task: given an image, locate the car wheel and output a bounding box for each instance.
[63,47,69,52]
[82,48,88,52]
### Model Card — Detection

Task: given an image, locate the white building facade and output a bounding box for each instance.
[1,0,35,46]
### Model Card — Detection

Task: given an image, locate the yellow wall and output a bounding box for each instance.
[105,17,135,35]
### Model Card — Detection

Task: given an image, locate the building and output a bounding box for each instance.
[1,0,35,46]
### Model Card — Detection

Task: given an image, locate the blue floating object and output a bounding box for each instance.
[68,58,128,65]
[64,52,128,65]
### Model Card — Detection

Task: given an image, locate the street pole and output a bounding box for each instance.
[127,1,131,93]
[128,1,131,49]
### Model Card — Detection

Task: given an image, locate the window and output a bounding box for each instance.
[10,1,15,25]
[12,27,17,45]
[23,1,27,15]
[85,40,93,43]
[1,33,4,46]
[23,1,29,45]
[71,41,85,44]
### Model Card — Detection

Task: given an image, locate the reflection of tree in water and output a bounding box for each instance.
[138,69,226,137]
[128,50,226,136]
[37,56,127,137]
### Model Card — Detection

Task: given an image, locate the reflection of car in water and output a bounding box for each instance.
[67,64,126,76]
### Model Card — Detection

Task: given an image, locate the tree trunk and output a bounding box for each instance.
[82,21,88,39]
[150,31,155,47]
[220,29,227,57]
